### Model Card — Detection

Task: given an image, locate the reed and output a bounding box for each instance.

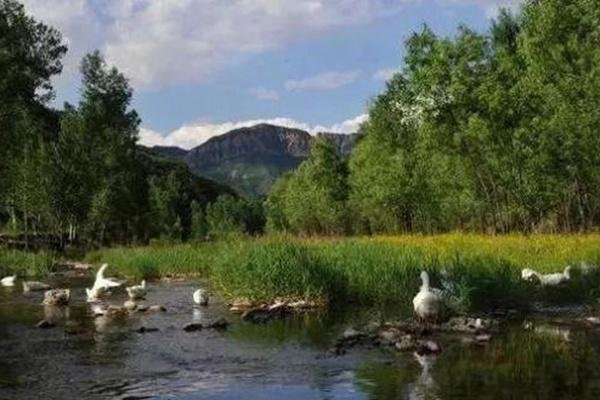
[83,234,600,313]
[0,249,55,277]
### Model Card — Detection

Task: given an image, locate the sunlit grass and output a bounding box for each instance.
[83,234,600,313]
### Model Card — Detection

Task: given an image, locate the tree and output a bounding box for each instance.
[0,0,66,225]
[266,137,349,235]
[206,194,265,238]
[72,51,147,244]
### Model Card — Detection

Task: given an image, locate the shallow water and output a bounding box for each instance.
[2,278,600,399]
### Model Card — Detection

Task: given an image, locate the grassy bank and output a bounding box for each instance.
[0,249,55,278]
[82,234,600,314]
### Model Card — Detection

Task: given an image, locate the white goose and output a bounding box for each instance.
[1,275,16,287]
[521,268,540,282]
[539,266,572,286]
[193,289,209,306]
[126,280,147,300]
[413,271,442,322]
[522,266,572,286]
[86,264,124,301]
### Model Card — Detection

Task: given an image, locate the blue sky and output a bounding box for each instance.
[22,0,519,149]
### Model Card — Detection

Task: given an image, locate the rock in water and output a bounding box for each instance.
[241,308,273,324]
[183,323,203,332]
[586,317,600,326]
[124,300,138,311]
[206,318,230,330]
[136,326,159,334]
[23,281,51,292]
[395,335,418,352]
[475,334,492,343]
[417,340,441,355]
[149,305,167,312]
[136,304,149,312]
[43,289,71,306]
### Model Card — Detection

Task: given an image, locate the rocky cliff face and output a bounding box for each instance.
[151,123,360,196]
[185,124,311,170]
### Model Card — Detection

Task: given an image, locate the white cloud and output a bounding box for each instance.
[285,70,362,92]
[22,0,413,89]
[249,87,280,101]
[444,0,522,15]
[320,114,369,133]
[21,0,523,90]
[139,114,368,149]
[373,67,400,81]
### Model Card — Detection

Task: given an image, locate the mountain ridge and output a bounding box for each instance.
[150,123,360,196]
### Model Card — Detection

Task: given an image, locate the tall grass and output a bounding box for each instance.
[0,249,55,277]
[86,240,234,279]
[86,234,600,313]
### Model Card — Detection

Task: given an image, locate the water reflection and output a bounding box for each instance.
[408,353,440,400]
[43,305,70,324]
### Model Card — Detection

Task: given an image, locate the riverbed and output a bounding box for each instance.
[2,277,600,399]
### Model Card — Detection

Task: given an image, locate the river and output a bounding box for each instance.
[1,277,600,399]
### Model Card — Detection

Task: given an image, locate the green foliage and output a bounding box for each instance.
[266,136,349,235]
[0,249,55,277]
[0,3,232,246]
[211,240,344,302]
[87,234,600,313]
[266,0,600,235]
[206,194,265,238]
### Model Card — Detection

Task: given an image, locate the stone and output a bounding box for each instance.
[136,326,159,334]
[288,300,310,309]
[241,308,272,324]
[149,305,166,312]
[342,327,365,341]
[106,306,129,318]
[206,318,230,330]
[585,317,600,326]
[136,304,149,312]
[475,334,492,343]
[124,300,138,311]
[36,320,56,329]
[395,335,417,352]
[23,281,51,292]
[268,301,290,315]
[417,340,441,355]
[379,328,402,346]
[230,299,254,313]
[183,323,203,332]
[364,322,382,334]
[42,289,71,306]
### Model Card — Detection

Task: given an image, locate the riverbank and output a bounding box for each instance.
[2,234,600,314]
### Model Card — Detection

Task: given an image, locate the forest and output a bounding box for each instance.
[2,0,600,250]
[267,0,600,235]
[0,0,241,247]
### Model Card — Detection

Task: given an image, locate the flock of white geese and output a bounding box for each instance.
[413,264,587,322]
[0,262,593,323]
[0,263,209,308]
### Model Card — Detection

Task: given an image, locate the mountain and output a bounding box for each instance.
[151,123,360,197]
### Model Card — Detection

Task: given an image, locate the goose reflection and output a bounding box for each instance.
[408,352,440,400]
[43,304,70,324]
[192,307,205,324]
